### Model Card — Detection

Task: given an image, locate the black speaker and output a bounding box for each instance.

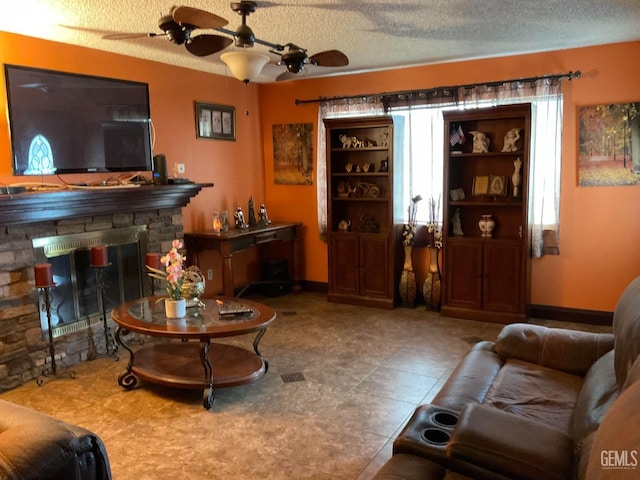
[153,154,168,185]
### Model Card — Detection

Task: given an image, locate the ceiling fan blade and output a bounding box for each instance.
[172,6,228,29]
[186,35,233,57]
[309,50,349,67]
[276,70,307,82]
[102,32,160,40]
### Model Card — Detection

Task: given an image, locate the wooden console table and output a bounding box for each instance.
[184,222,302,297]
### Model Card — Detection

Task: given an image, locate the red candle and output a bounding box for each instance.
[145,253,163,271]
[91,245,109,267]
[34,263,54,287]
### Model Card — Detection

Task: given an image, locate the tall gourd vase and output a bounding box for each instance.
[399,245,416,307]
[423,246,442,311]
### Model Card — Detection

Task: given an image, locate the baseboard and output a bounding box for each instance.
[529,304,613,326]
[301,280,328,293]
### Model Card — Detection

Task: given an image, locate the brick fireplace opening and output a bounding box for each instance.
[0,183,208,391]
[32,226,148,339]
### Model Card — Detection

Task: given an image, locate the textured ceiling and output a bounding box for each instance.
[1,1,639,83]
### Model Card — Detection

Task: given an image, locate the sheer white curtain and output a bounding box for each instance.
[316,97,384,240]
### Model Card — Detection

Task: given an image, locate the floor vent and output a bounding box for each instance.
[281,372,305,383]
[463,336,483,345]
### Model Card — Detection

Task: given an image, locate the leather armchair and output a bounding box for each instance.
[0,399,111,480]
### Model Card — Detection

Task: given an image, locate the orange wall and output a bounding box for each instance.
[259,41,640,312]
[1,31,638,311]
[0,32,265,293]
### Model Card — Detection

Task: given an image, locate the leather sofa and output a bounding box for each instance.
[0,399,111,480]
[374,275,640,480]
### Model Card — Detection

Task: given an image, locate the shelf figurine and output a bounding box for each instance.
[502,128,521,152]
[258,203,271,226]
[469,131,490,153]
[234,207,247,229]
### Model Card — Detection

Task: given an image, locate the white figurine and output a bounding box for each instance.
[452,208,464,236]
[470,131,490,153]
[502,128,521,152]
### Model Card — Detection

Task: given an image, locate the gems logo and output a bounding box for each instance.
[601,450,638,469]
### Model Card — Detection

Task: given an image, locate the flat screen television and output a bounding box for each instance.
[4,64,153,176]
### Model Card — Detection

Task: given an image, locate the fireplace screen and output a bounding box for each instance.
[32,226,147,338]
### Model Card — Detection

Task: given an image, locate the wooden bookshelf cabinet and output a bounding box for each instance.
[324,116,395,308]
[441,104,531,323]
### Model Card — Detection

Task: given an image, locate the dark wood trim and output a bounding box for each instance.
[301,280,328,294]
[0,183,212,226]
[529,304,613,326]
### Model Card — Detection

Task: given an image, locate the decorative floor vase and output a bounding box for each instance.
[423,246,442,311]
[165,298,186,319]
[399,245,416,307]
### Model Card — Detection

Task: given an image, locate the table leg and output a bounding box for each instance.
[253,328,269,372]
[221,242,235,297]
[116,326,138,389]
[200,338,215,409]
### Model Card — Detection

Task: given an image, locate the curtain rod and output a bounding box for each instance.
[294,70,581,106]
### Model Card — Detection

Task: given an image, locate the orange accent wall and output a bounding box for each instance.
[1,30,638,312]
[259,41,640,312]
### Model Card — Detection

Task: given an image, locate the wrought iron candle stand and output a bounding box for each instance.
[36,285,76,386]
[89,263,119,360]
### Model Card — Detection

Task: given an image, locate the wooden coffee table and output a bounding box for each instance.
[111,296,276,409]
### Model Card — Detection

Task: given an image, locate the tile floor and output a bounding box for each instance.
[0,292,610,479]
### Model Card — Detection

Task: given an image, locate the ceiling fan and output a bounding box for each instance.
[108,2,348,82]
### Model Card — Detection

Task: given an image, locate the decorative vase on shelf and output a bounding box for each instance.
[399,245,416,307]
[165,298,186,319]
[478,215,496,238]
[512,157,522,198]
[423,246,442,311]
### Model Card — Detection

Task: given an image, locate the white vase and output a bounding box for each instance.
[165,298,186,319]
[478,215,495,238]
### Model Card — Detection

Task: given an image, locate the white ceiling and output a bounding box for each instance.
[1,1,639,83]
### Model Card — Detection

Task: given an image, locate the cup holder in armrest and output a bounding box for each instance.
[431,411,458,428]
[421,427,451,445]
[394,404,461,461]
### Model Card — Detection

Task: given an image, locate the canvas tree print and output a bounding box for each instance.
[272,124,313,185]
[579,102,640,186]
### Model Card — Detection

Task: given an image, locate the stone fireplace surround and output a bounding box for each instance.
[0,184,207,391]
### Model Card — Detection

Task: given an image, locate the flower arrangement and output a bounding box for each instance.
[402,194,422,246]
[426,195,443,249]
[146,239,189,300]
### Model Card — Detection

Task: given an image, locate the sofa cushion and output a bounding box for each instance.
[432,341,504,411]
[495,323,613,376]
[483,358,583,434]
[613,275,640,387]
[571,350,619,442]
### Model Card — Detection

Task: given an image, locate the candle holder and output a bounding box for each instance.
[36,284,76,386]
[90,263,119,359]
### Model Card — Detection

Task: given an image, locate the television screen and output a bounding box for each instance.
[4,64,153,176]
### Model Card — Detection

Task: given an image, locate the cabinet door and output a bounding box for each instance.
[329,234,359,295]
[359,235,389,297]
[445,240,483,308]
[483,241,522,313]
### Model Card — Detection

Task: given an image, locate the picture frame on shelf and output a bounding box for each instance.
[472,175,490,195]
[195,102,236,141]
[488,175,508,196]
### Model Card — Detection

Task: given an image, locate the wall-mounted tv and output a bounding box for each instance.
[4,64,153,176]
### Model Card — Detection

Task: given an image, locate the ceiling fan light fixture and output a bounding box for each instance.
[220,50,270,84]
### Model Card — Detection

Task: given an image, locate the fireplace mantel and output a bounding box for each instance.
[0,183,211,226]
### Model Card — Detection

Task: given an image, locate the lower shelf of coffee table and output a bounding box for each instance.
[131,342,266,389]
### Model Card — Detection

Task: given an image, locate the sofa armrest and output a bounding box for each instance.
[446,403,574,480]
[495,323,614,376]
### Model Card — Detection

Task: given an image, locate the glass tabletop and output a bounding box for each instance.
[112,296,275,337]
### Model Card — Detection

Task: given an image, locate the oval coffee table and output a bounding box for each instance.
[111,296,276,409]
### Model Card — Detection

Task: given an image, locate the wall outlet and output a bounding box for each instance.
[207,269,213,281]
[177,163,186,174]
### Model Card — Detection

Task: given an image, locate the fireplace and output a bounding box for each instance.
[32,226,148,339]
